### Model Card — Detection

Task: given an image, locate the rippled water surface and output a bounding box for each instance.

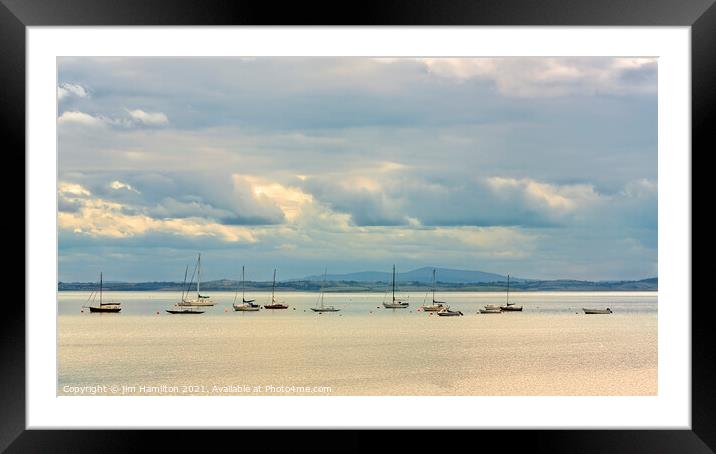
[58,291,657,396]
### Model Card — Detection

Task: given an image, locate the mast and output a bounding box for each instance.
[392,265,396,302]
[272,269,276,302]
[197,253,201,297]
[100,272,103,305]
[319,268,327,308]
[432,268,436,303]
[507,274,510,304]
[242,266,245,300]
[181,265,188,302]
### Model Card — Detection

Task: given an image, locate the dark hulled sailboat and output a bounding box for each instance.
[87,272,122,313]
[499,275,523,311]
[263,269,289,309]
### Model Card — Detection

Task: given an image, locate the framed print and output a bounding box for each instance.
[7,0,710,450]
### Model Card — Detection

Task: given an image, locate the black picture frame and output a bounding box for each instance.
[6,0,709,451]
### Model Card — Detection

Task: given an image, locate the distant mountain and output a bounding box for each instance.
[300,267,518,284]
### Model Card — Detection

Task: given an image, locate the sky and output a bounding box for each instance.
[57,57,657,282]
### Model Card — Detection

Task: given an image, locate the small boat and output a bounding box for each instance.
[233,266,260,312]
[383,265,409,308]
[264,269,289,309]
[176,253,215,306]
[311,269,341,313]
[583,308,613,314]
[480,304,502,314]
[166,306,205,314]
[420,268,448,312]
[167,264,206,314]
[437,306,463,316]
[499,275,523,311]
[85,272,122,313]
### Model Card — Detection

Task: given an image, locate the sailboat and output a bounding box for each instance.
[263,269,289,309]
[166,264,205,314]
[233,266,260,312]
[383,265,409,308]
[311,269,340,312]
[85,272,121,313]
[420,268,448,312]
[177,253,215,306]
[480,304,502,314]
[437,306,464,316]
[499,275,523,311]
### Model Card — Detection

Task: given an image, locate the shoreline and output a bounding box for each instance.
[57,287,658,293]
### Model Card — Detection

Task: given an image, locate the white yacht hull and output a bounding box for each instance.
[177,300,215,307]
[479,309,502,314]
[437,310,463,316]
[383,302,409,308]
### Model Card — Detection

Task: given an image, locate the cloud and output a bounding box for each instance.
[419,57,657,97]
[299,173,409,227]
[297,167,605,228]
[58,194,256,243]
[58,110,168,129]
[56,57,657,281]
[60,172,289,227]
[126,109,169,126]
[58,83,89,101]
[622,178,657,199]
[57,111,105,127]
[237,175,313,222]
[59,181,91,196]
[110,180,140,193]
[486,177,602,214]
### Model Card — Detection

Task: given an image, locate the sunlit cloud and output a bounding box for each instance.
[238,175,313,222]
[59,181,91,196]
[486,177,602,214]
[110,180,140,193]
[58,83,89,100]
[58,195,256,243]
[126,109,169,126]
[58,111,105,127]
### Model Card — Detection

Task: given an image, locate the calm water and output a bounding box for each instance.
[58,291,657,396]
